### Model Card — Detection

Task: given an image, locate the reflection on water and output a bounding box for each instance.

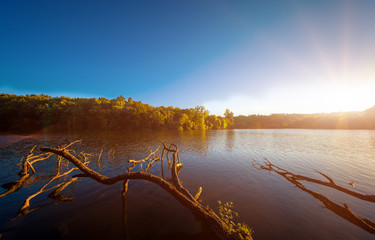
[225,130,235,152]
[0,129,375,240]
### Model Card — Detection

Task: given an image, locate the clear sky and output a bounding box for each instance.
[1,0,374,115]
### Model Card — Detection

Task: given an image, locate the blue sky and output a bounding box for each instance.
[1,0,375,115]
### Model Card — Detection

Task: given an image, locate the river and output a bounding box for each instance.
[0,129,374,239]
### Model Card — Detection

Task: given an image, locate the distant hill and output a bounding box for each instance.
[234,106,375,129]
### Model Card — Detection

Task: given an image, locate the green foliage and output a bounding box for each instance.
[0,93,235,133]
[218,201,254,239]
[218,201,237,226]
[224,109,234,128]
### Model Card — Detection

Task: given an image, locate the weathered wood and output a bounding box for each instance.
[253,158,375,203]
[18,166,78,216]
[0,174,30,198]
[1,147,53,198]
[252,159,375,234]
[48,178,77,201]
[40,145,249,240]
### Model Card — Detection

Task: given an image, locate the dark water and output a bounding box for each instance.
[0,129,375,240]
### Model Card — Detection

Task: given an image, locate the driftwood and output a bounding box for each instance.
[40,143,250,240]
[1,141,252,240]
[252,158,375,234]
[0,146,53,198]
[1,141,83,217]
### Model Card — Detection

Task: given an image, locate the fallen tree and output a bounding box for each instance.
[0,141,253,240]
[252,158,375,234]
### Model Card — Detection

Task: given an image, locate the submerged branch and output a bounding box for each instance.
[2,140,252,240]
[18,166,78,216]
[38,143,251,240]
[252,159,375,234]
[252,158,375,203]
[1,147,54,198]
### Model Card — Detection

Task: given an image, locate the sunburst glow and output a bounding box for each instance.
[199,2,375,115]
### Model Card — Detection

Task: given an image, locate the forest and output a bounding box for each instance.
[0,93,234,133]
[234,107,375,130]
[1,93,374,133]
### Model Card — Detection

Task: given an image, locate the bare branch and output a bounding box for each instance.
[252,159,375,234]
[18,166,78,216]
[314,170,335,184]
[39,143,248,240]
[195,187,203,200]
[1,148,54,198]
[61,139,82,149]
[48,178,77,201]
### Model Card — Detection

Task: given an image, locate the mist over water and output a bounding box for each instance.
[0,129,374,240]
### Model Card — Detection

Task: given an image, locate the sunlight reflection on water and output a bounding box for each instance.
[0,129,374,240]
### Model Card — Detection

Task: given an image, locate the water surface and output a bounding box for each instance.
[0,129,374,239]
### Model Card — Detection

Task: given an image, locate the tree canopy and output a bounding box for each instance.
[0,93,234,133]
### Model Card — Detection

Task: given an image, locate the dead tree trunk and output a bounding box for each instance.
[39,143,249,240]
[1,141,252,239]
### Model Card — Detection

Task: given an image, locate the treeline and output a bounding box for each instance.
[234,107,375,130]
[2,93,374,133]
[0,93,234,133]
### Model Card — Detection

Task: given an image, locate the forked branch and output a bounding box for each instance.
[1,141,252,240]
[252,159,375,234]
[37,142,251,240]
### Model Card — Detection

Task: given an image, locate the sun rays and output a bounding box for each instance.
[202,1,374,115]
